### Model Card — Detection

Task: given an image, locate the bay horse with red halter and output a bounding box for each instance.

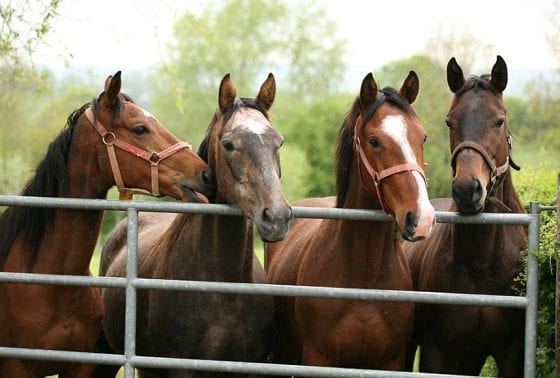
[0,71,214,378]
[265,71,435,371]
[404,56,527,376]
[95,73,293,377]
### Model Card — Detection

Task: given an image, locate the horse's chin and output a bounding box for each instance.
[455,203,484,214]
[257,229,289,243]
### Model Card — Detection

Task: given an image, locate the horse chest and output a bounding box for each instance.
[5,284,103,350]
[145,291,274,360]
[298,299,413,366]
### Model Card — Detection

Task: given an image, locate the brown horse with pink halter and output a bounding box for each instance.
[266,71,434,371]
[0,71,213,377]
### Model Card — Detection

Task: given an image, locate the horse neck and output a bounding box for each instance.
[162,194,255,282]
[333,162,401,278]
[31,129,110,275]
[453,170,525,268]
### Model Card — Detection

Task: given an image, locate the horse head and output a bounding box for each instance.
[80,71,214,202]
[199,73,293,242]
[353,71,435,241]
[446,56,518,213]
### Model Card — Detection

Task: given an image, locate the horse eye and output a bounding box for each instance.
[368,137,381,148]
[423,134,428,144]
[132,125,149,135]
[495,118,505,128]
[445,120,452,128]
[222,140,235,152]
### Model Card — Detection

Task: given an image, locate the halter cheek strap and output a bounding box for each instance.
[85,108,191,199]
[354,132,427,215]
[450,140,509,194]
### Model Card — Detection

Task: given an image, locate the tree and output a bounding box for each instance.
[0,0,61,85]
[546,0,560,66]
[423,25,494,73]
[150,0,347,148]
[281,93,352,198]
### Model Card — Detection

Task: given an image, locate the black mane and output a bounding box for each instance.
[0,102,91,270]
[335,87,414,207]
[454,75,500,98]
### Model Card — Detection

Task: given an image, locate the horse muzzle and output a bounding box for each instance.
[255,204,294,242]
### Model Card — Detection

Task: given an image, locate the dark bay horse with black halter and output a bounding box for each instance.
[404,56,527,376]
[265,71,435,371]
[96,73,293,377]
[0,71,214,378]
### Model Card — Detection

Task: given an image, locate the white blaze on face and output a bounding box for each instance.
[230,109,271,135]
[381,115,434,236]
[141,107,154,118]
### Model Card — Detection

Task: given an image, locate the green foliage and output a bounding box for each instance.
[278,144,311,202]
[281,94,353,197]
[514,168,558,377]
[150,0,347,148]
[0,0,61,87]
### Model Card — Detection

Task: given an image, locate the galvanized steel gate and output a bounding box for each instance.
[0,195,542,377]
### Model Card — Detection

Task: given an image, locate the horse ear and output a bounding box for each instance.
[446,57,465,93]
[104,71,122,107]
[400,70,419,104]
[256,73,276,111]
[219,73,237,113]
[490,55,508,92]
[359,73,378,112]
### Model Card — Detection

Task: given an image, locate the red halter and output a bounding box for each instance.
[85,108,191,199]
[354,123,427,215]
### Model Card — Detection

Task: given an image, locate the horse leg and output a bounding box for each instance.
[92,327,121,378]
[60,363,95,378]
[494,342,523,378]
[404,341,418,371]
[0,359,36,378]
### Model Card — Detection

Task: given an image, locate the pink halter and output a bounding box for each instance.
[354,123,427,215]
[85,108,191,199]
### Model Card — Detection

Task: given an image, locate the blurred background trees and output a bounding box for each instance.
[1,0,557,201]
[0,0,559,374]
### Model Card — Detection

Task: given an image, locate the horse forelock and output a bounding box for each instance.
[335,88,415,207]
[0,101,94,270]
[454,75,501,100]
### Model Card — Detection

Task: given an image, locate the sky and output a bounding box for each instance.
[37,0,558,78]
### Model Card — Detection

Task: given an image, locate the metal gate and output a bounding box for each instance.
[0,195,541,377]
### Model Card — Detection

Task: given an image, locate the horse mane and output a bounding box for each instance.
[454,75,501,98]
[335,87,414,207]
[0,92,130,270]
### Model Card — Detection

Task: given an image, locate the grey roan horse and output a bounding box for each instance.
[94,73,293,377]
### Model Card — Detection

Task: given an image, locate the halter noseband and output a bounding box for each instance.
[85,107,191,199]
[354,123,427,215]
[450,140,509,194]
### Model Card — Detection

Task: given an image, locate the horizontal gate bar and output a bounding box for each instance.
[0,347,478,378]
[0,271,528,308]
[0,195,532,225]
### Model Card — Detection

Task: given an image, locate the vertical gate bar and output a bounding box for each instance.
[524,202,540,377]
[124,208,139,378]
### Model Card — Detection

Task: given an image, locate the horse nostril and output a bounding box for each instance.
[472,177,483,202]
[201,169,215,188]
[405,211,418,236]
[263,207,272,222]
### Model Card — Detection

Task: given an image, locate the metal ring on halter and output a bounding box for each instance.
[84,107,190,198]
[101,132,116,146]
